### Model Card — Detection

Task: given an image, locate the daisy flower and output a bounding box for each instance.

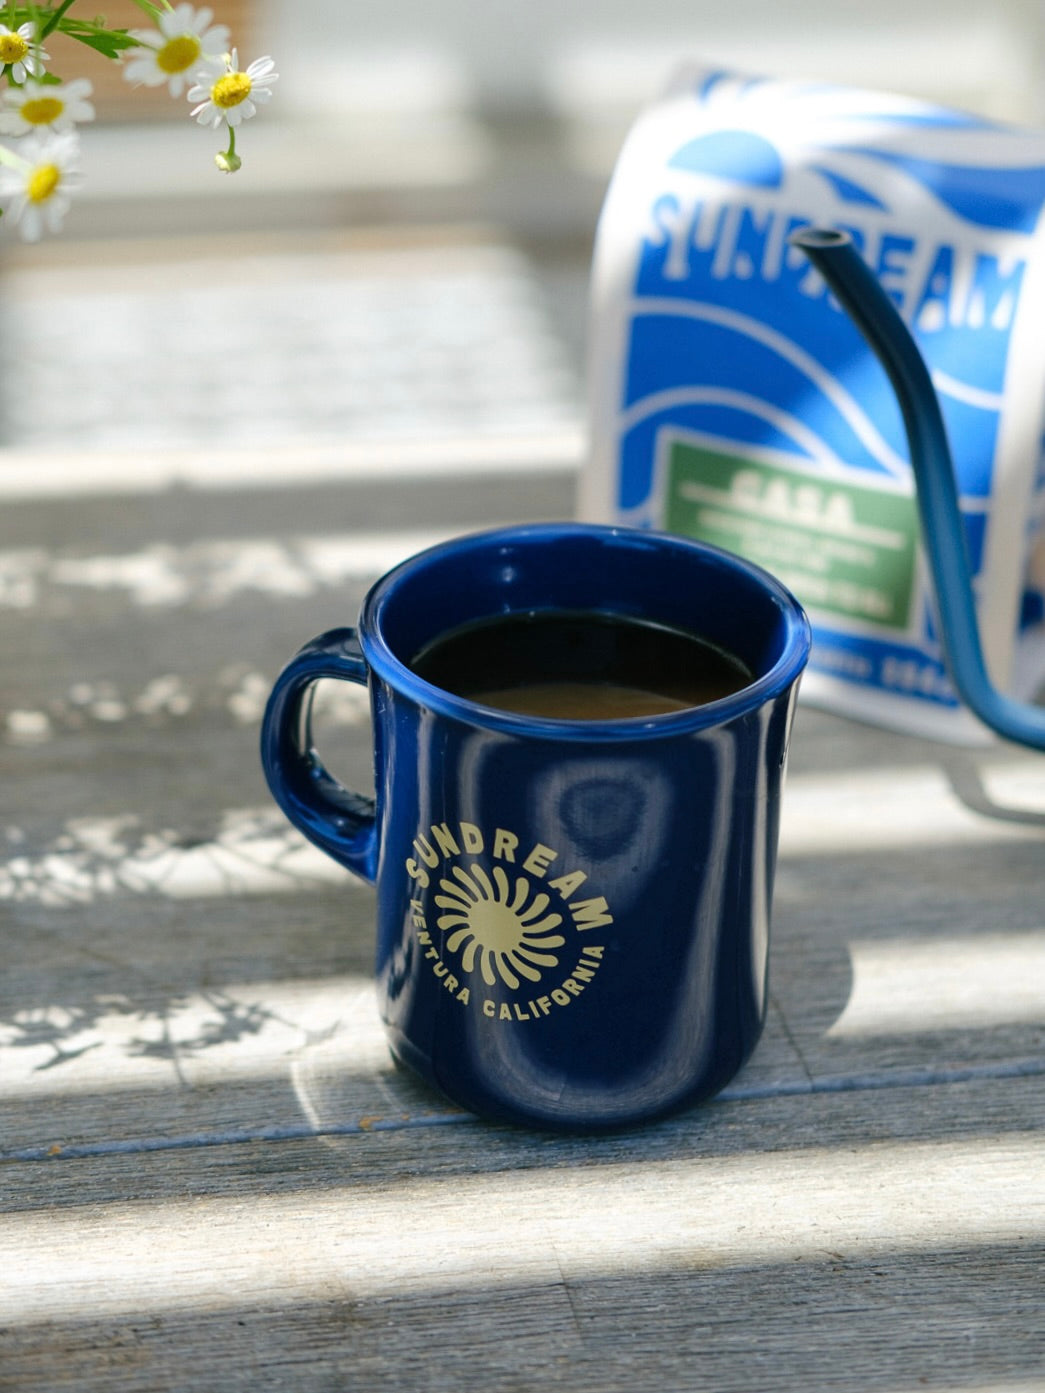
[188,49,277,129]
[0,22,48,84]
[0,79,95,136]
[123,5,230,99]
[0,131,82,241]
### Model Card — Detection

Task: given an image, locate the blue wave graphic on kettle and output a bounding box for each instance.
[837,149,1045,231]
[617,303,1001,513]
[667,88,1045,231]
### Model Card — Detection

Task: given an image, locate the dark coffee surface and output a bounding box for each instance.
[409,609,753,719]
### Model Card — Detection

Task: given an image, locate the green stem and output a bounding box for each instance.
[126,0,169,21]
[215,123,240,172]
[39,0,75,40]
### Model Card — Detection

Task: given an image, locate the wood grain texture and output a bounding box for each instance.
[1,416,1043,1390]
[2,1078,1043,1392]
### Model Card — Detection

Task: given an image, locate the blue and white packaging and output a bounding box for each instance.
[583,67,1045,742]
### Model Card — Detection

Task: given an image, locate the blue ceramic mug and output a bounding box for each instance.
[261,522,810,1131]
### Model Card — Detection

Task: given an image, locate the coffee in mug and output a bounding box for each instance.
[410,609,753,720]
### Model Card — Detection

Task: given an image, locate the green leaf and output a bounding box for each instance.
[3,4,164,41]
[38,2,76,41]
[58,22,141,59]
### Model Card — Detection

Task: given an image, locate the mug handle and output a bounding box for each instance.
[260,627,378,883]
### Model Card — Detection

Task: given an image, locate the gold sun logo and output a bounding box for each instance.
[435,864,566,989]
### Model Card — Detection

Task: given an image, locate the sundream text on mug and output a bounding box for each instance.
[405,820,611,1020]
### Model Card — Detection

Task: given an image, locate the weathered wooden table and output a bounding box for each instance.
[1,238,1043,1392]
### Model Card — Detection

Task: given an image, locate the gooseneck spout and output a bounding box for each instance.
[790,226,1045,750]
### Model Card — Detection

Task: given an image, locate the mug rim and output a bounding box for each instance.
[358,522,811,741]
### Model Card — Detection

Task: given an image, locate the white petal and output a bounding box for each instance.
[20,205,43,241]
[191,57,225,81]
[163,5,198,36]
[123,58,167,87]
[43,196,69,233]
[225,101,255,127]
[200,25,230,54]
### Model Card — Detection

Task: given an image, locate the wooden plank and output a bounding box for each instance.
[2,647,1043,1150]
[0,238,584,459]
[0,466,578,553]
[774,708,1045,1087]
[0,448,1043,1391]
[0,857,810,1156]
[1,483,1042,1148]
[1,1076,1043,1391]
[3,721,1042,1152]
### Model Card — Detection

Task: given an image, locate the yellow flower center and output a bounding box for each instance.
[27,164,61,204]
[156,34,201,75]
[212,71,252,109]
[0,33,29,64]
[21,96,64,126]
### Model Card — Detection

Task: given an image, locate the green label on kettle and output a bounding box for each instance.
[662,431,919,630]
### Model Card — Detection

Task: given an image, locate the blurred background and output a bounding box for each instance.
[3,0,1045,462]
